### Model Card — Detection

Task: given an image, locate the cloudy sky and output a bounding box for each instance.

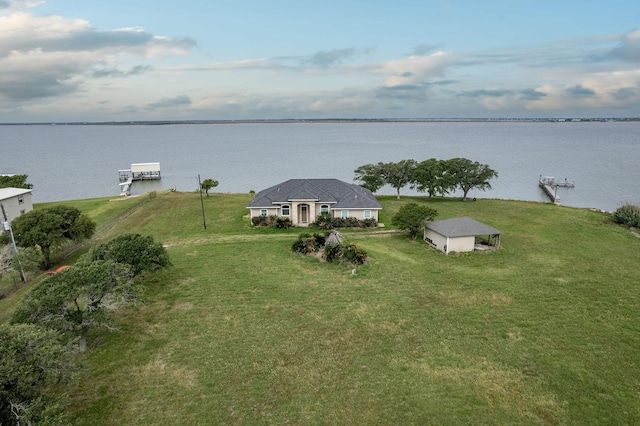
[2,0,640,122]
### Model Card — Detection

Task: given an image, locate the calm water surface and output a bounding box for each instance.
[1,121,638,211]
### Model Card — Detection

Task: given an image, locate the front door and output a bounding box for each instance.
[300,204,308,224]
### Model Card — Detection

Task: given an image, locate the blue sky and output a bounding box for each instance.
[2,0,640,122]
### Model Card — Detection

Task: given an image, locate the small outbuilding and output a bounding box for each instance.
[424,216,501,255]
[0,187,33,224]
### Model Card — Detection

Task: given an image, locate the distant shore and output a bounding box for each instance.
[2,117,639,126]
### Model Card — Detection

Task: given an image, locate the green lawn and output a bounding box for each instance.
[2,192,639,425]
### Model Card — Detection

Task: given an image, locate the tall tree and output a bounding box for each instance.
[445,158,498,201]
[0,174,33,189]
[353,163,386,193]
[10,205,95,268]
[412,158,452,198]
[0,324,75,425]
[200,178,219,196]
[381,160,417,199]
[11,259,139,352]
[391,202,438,240]
[86,233,171,276]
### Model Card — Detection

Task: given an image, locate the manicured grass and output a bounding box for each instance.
[2,192,639,424]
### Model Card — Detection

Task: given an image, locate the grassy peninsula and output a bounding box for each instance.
[1,191,639,424]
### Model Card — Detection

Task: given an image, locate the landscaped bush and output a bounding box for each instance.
[252,215,282,227]
[312,213,378,229]
[323,243,343,263]
[313,212,333,229]
[360,218,378,228]
[343,243,368,265]
[275,217,292,229]
[613,203,640,228]
[293,231,368,265]
[291,233,326,254]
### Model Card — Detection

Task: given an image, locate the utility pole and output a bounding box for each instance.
[1,203,26,283]
[197,174,207,230]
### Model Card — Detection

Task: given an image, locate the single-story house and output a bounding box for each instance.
[424,216,501,255]
[0,187,33,225]
[247,179,382,226]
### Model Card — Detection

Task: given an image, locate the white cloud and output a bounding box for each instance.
[0,8,196,108]
[381,51,455,87]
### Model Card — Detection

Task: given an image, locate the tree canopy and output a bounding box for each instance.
[10,205,95,268]
[380,160,417,199]
[391,203,438,240]
[445,158,498,200]
[11,259,139,352]
[0,324,74,425]
[353,163,386,193]
[200,178,219,196]
[0,174,32,189]
[412,158,452,198]
[354,157,498,200]
[353,160,417,198]
[86,233,171,276]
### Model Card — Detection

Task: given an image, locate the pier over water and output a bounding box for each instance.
[539,175,575,204]
[119,162,161,196]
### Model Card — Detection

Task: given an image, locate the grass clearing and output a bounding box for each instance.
[2,192,639,424]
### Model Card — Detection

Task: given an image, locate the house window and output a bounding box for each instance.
[20,209,26,215]
[320,205,329,214]
[260,209,267,216]
[364,210,371,219]
[341,210,349,218]
[18,195,24,204]
[281,205,290,216]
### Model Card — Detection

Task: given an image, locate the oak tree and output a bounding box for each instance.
[86,233,171,276]
[11,259,139,352]
[0,324,74,425]
[10,205,95,268]
[445,158,498,201]
[391,202,438,240]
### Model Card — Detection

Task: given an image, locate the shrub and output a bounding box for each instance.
[361,218,378,228]
[291,233,326,254]
[343,244,368,265]
[345,217,360,228]
[313,215,377,229]
[252,215,286,228]
[613,203,640,228]
[313,212,333,229]
[276,217,292,229]
[330,217,346,228]
[323,243,343,263]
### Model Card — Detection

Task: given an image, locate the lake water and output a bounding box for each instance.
[1,121,639,212]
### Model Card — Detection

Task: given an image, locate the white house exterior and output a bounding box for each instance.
[247,179,382,226]
[424,216,501,255]
[0,187,33,224]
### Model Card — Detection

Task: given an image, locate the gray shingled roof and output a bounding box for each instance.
[425,216,501,237]
[247,179,381,210]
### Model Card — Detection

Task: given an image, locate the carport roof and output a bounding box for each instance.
[426,216,501,237]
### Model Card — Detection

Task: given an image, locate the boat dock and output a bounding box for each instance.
[539,175,575,204]
[118,162,160,196]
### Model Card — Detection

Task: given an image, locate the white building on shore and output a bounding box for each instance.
[0,187,34,224]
